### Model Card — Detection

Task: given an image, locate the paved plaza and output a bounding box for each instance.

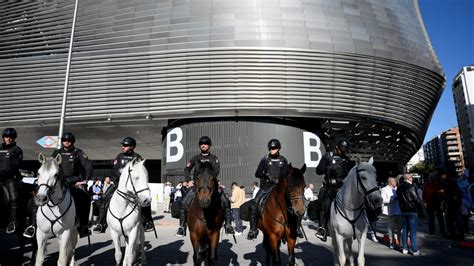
[1,204,473,265]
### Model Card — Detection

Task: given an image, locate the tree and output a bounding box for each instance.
[409,162,434,178]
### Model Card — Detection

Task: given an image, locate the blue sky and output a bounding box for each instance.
[419,0,474,144]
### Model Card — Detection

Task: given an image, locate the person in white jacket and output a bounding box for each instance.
[381,177,402,249]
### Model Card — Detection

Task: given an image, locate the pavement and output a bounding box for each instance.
[1,204,473,265]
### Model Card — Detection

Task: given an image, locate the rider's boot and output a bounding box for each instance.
[224,207,235,235]
[176,207,187,237]
[247,204,259,240]
[297,227,304,239]
[142,206,155,232]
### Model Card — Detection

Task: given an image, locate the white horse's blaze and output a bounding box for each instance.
[35,153,78,266]
[329,159,382,266]
[107,158,151,266]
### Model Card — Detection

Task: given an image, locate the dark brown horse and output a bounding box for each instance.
[258,164,306,265]
[187,162,223,265]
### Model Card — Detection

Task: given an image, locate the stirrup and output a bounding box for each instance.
[6,221,16,234]
[315,227,327,241]
[225,224,235,235]
[247,229,258,240]
[23,225,36,238]
[93,224,103,233]
[144,220,154,232]
[176,226,186,237]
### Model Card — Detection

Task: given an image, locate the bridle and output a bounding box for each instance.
[36,167,73,238]
[108,166,150,241]
[334,165,379,239]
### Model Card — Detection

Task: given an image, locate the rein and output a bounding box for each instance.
[334,166,379,240]
[108,167,150,242]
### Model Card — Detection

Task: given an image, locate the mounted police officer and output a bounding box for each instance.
[176,136,235,237]
[315,138,354,241]
[47,132,93,238]
[93,137,154,233]
[247,139,289,240]
[0,128,23,234]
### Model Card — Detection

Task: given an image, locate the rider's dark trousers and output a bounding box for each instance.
[70,187,91,228]
[97,186,116,226]
[318,184,337,227]
[27,197,38,227]
[3,178,20,223]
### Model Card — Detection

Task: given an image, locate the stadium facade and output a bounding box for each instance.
[0,0,445,186]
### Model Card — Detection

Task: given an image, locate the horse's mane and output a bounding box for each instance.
[287,165,305,189]
[195,161,215,178]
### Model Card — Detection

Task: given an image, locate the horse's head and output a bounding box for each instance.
[120,158,151,207]
[286,163,307,217]
[35,153,62,206]
[195,162,217,208]
[354,157,382,209]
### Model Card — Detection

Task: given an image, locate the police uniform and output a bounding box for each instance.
[315,151,354,238]
[0,141,23,232]
[52,145,93,237]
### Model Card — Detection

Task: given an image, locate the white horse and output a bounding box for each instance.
[329,158,382,266]
[107,157,151,266]
[35,153,78,266]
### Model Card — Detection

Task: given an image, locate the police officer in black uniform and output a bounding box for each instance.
[315,138,353,241]
[247,139,289,240]
[48,132,93,237]
[0,128,23,234]
[176,136,235,237]
[93,137,154,233]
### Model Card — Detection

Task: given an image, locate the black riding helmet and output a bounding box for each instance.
[62,132,75,144]
[199,136,212,146]
[2,128,17,139]
[336,138,350,153]
[121,137,137,147]
[267,139,281,150]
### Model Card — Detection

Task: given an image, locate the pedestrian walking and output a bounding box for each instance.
[230,181,245,235]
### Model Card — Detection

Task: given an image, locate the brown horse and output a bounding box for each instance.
[187,162,223,265]
[258,164,306,265]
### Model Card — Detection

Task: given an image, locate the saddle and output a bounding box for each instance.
[239,186,275,222]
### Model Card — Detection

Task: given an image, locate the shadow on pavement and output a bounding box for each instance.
[147,239,189,264]
[219,239,239,265]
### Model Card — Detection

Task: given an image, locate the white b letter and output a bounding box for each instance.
[303,132,322,168]
[166,128,184,163]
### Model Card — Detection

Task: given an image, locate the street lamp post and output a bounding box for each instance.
[58,0,79,149]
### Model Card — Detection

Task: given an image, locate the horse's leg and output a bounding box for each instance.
[357,232,367,266]
[267,233,281,266]
[58,230,72,266]
[68,228,78,266]
[124,226,139,266]
[208,231,220,266]
[139,224,146,265]
[345,238,354,266]
[110,229,123,265]
[331,232,339,266]
[335,234,346,266]
[286,233,297,266]
[263,234,272,265]
[34,230,47,266]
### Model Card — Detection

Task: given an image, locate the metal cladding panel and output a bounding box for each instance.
[0,0,445,163]
[162,119,326,189]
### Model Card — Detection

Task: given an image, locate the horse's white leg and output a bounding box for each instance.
[110,229,123,265]
[58,230,72,266]
[69,228,78,266]
[331,233,339,266]
[124,226,139,266]
[335,234,346,266]
[345,238,354,266]
[35,230,48,266]
[139,224,146,265]
[357,234,367,266]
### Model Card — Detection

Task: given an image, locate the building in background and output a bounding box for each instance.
[453,66,474,170]
[0,0,445,186]
[406,148,425,171]
[423,127,464,176]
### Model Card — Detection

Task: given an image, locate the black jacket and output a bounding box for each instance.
[0,142,23,181]
[184,153,220,181]
[52,146,92,181]
[112,152,142,183]
[255,154,288,190]
[397,181,423,213]
[316,151,353,186]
